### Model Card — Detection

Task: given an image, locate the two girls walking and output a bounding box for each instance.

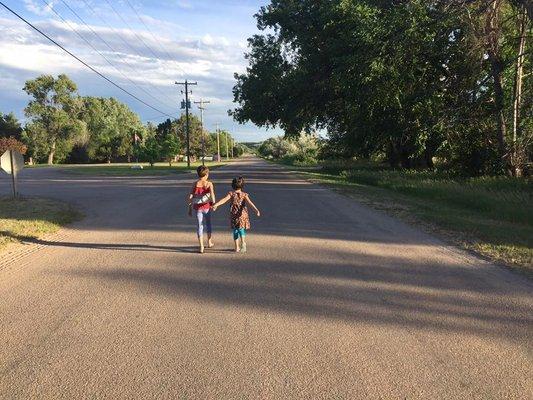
[188,166,260,254]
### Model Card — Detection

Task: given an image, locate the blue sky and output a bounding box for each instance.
[0,0,281,141]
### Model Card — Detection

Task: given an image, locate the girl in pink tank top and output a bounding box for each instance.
[188,165,216,253]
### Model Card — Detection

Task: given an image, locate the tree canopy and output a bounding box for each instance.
[232,0,532,175]
[6,74,243,165]
[0,112,23,141]
[23,74,86,164]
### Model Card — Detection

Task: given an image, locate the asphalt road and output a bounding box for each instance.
[0,157,532,399]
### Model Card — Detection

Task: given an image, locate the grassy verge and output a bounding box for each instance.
[36,162,226,176]
[0,197,81,250]
[278,159,532,274]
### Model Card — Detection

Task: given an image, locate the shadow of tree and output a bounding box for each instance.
[54,253,532,344]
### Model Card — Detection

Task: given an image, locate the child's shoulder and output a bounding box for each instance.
[196,179,212,187]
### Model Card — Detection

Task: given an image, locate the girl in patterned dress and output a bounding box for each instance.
[212,176,260,253]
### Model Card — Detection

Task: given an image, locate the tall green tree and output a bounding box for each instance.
[23,74,86,164]
[233,0,531,175]
[161,132,181,166]
[174,114,203,158]
[139,135,161,167]
[0,112,23,140]
[82,97,142,163]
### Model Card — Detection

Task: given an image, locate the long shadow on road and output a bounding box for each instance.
[56,256,532,344]
[3,158,532,348]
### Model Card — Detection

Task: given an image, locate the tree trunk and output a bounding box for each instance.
[47,141,56,165]
[486,0,507,167]
[516,0,533,21]
[399,152,411,169]
[511,5,527,176]
[386,141,400,168]
[424,148,435,169]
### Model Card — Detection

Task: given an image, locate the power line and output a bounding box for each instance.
[78,0,179,103]
[102,0,165,63]
[145,112,181,121]
[60,0,178,106]
[122,0,182,69]
[41,0,176,114]
[0,1,173,117]
[56,0,177,112]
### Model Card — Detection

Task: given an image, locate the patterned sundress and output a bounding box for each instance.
[230,191,250,230]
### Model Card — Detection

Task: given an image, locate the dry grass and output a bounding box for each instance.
[0,197,81,249]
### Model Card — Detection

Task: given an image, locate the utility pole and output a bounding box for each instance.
[175,80,197,167]
[194,99,210,165]
[216,123,221,162]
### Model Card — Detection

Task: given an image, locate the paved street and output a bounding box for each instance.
[0,157,532,399]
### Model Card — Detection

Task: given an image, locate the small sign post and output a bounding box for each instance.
[1,150,24,199]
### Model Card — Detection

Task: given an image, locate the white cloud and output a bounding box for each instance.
[0,10,279,140]
[176,1,193,10]
[24,0,58,16]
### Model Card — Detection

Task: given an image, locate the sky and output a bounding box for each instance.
[0,0,282,141]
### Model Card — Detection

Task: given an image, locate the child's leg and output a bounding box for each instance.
[240,229,247,253]
[232,229,240,252]
[205,210,214,247]
[196,210,205,252]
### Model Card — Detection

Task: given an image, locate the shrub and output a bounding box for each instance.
[0,137,27,155]
[258,134,320,165]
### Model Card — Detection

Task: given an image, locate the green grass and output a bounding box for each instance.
[288,160,532,273]
[30,162,226,176]
[0,197,81,250]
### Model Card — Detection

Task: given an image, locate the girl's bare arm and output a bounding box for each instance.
[212,193,231,210]
[246,194,261,216]
[187,182,197,204]
[209,182,216,204]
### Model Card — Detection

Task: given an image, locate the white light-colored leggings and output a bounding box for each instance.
[196,209,212,238]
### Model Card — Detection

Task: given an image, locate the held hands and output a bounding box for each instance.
[212,205,218,211]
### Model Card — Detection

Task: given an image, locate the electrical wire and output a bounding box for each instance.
[41,0,177,114]
[54,0,178,112]
[102,0,165,63]
[78,0,181,106]
[0,1,173,117]
[122,0,186,76]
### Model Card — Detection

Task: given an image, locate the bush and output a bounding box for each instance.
[340,168,532,225]
[258,134,320,165]
[0,137,27,155]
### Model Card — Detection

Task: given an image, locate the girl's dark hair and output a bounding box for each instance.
[197,165,209,178]
[232,176,245,190]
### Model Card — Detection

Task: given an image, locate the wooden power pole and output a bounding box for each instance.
[194,99,210,165]
[175,80,197,167]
